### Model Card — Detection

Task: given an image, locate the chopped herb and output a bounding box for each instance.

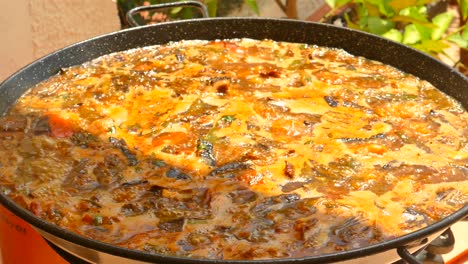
[108,126,116,134]
[288,59,305,70]
[220,115,236,123]
[197,139,216,166]
[197,141,208,151]
[93,215,103,226]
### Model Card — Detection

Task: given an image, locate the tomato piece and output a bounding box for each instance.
[47,114,74,138]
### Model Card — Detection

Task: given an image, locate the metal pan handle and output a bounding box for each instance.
[397,247,423,264]
[396,228,455,264]
[125,1,209,28]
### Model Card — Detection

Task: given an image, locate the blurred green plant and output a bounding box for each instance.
[323,0,467,67]
[204,0,259,17]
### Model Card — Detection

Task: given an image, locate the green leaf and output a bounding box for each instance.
[402,24,421,44]
[392,15,435,27]
[431,12,454,40]
[447,34,468,48]
[382,28,403,42]
[357,4,370,29]
[325,0,336,7]
[462,25,468,40]
[411,39,449,55]
[459,0,468,20]
[170,7,183,15]
[367,16,395,35]
[399,6,428,22]
[325,0,351,8]
[205,0,218,17]
[379,0,395,17]
[366,0,395,16]
[244,0,260,15]
[337,0,352,6]
[363,1,381,17]
[414,24,432,41]
[390,0,418,11]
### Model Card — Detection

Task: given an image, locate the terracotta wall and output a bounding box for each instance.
[0,0,328,82]
[0,0,120,82]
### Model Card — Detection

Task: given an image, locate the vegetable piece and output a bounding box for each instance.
[338,133,386,143]
[31,116,50,135]
[121,203,147,216]
[208,161,251,178]
[158,218,185,232]
[71,132,98,148]
[109,137,139,166]
[47,113,74,138]
[166,167,191,180]
[93,154,125,186]
[197,139,216,166]
[324,96,339,107]
[63,159,99,191]
[282,181,308,192]
[229,188,258,204]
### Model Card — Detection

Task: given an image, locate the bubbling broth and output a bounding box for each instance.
[0,39,467,260]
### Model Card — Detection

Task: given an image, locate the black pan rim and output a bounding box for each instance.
[2,17,467,89]
[0,17,467,263]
